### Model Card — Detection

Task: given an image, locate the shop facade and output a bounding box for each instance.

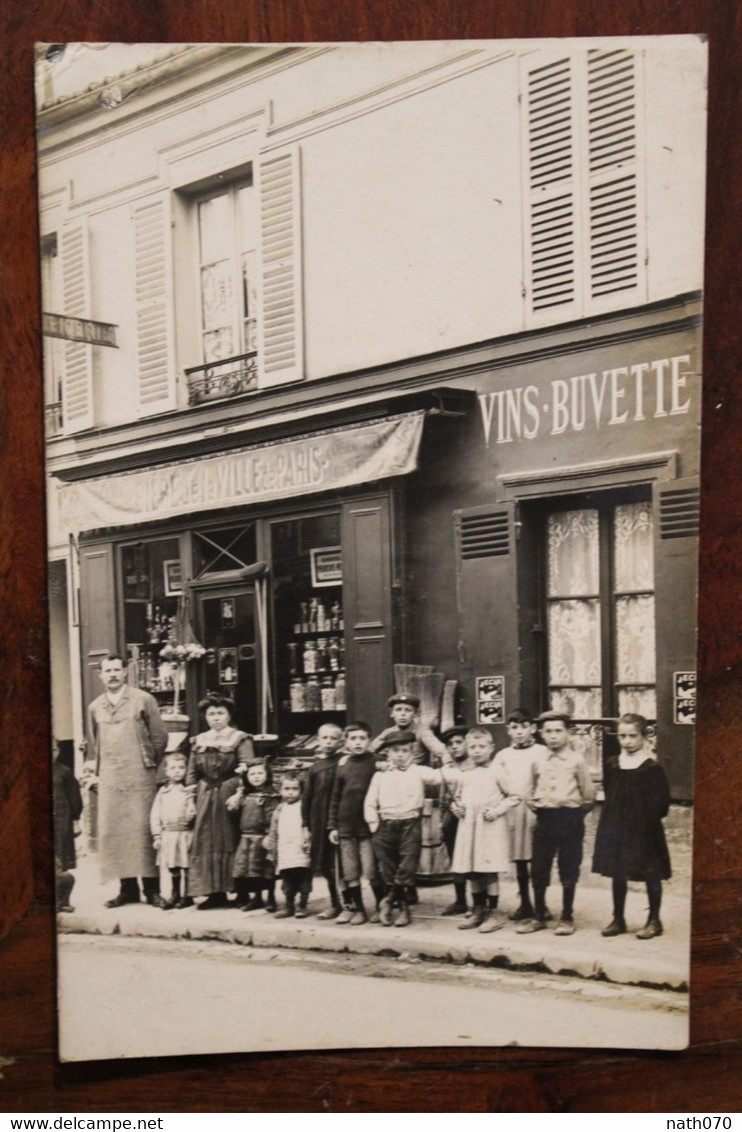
[55,291,699,798]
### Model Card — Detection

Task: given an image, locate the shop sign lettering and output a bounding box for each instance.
[56,412,425,534]
[478,355,694,447]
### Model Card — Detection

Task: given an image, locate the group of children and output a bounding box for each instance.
[55,688,671,943]
[136,692,673,942]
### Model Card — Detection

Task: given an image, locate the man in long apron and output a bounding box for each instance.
[86,654,169,907]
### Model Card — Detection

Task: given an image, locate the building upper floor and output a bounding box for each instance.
[37,38,707,442]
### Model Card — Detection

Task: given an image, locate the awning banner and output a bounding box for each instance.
[54,411,425,536]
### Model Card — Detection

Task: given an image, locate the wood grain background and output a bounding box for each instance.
[2,0,741,1112]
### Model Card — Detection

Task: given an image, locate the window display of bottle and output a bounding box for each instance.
[303,640,318,674]
[305,674,322,712]
[321,675,336,710]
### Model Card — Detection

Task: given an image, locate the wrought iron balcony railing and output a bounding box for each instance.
[185,351,258,406]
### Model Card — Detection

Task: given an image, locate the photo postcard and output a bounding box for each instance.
[36,36,706,1060]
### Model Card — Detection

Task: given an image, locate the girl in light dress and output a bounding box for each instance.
[150,751,196,909]
[450,727,520,934]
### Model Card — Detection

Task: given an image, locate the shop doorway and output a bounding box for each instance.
[193,584,260,735]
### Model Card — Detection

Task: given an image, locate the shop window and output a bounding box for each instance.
[120,537,183,700]
[192,523,257,578]
[271,512,346,741]
[546,494,656,721]
[523,47,646,322]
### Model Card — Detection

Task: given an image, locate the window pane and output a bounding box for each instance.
[201,261,233,331]
[198,194,232,263]
[203,328,234,363]
[547,509,599,595]
[548,598,602,685]
[241,249,257,352]
[614,501,654,591]
[237,184,256,254]
[616,593,655,683]
[550,688,603,718]
[618,686,657,717]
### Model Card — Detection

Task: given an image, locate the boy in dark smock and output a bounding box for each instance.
[328,721,386,924]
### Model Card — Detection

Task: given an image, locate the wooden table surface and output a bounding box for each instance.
[2,0,742,1113]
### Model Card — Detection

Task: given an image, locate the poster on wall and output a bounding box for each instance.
[39,37,706,1061]
[476,675,506,725]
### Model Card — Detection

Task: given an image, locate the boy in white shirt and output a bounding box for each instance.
[364,730,442,927]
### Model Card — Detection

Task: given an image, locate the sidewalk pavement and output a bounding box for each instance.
[58,851,690,992]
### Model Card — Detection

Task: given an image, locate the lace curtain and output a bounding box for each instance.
[547,503,656,719]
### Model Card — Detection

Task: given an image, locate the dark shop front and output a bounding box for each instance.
[68,293,699,799]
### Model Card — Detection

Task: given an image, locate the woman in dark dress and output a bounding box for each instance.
[593,713,671,939]
[187,694,254,909]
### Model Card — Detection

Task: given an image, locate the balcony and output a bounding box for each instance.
[45,401,63,438]
[185,351,258,406]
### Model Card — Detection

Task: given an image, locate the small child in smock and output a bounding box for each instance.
[150,751,197,910]
[264,774,312,919]
[230,759,279,912]
[450,728,520,934]
[492,707,548,922]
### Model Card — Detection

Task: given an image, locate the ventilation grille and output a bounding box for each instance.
[459,512,511,560]
[660,486,700,539]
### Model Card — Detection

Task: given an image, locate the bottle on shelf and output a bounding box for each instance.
[330,599,341,631]
[288,642,299,676]
[300,602,309,634]
[303,640,318,675]
[334,670,347,711]
[328,637,340,672]
[321,675,336,710]
[316,599,327,632]
[290,676,307,713]
[305,673,322,712]
[316,638,328,673]
[308,597,318,633]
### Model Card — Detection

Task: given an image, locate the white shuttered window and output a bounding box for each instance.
[133,196,175,414]
[523,47,645,323]
[59,222,94,432]
[257,148,304,388]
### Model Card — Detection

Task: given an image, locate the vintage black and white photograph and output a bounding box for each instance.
[37,36,706,1060]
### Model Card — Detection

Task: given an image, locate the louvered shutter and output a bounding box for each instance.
[454,503,520,738]
[653,478,699,798]
[60,222,94,432]
[523,53,582,321]
[587,48,645,306]
[257,148,304,388]
[133,197,175,414]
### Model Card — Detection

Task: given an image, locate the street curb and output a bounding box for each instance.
[58,909,689,992]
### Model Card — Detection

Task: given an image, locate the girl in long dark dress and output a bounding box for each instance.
[593,713,671,939]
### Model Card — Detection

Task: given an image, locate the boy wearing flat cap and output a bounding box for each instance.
[363,730,445,927]
[370,693,449,766]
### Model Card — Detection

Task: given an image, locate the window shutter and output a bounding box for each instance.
[587,48,644,304]
[653,478,699,799]
[79,541,118,723]
[454,503,520,733]
[342,495,393,736]
[257,148,304,388]
[60,222,94,432]
[133,197,175,414]
[523,54,581,320]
